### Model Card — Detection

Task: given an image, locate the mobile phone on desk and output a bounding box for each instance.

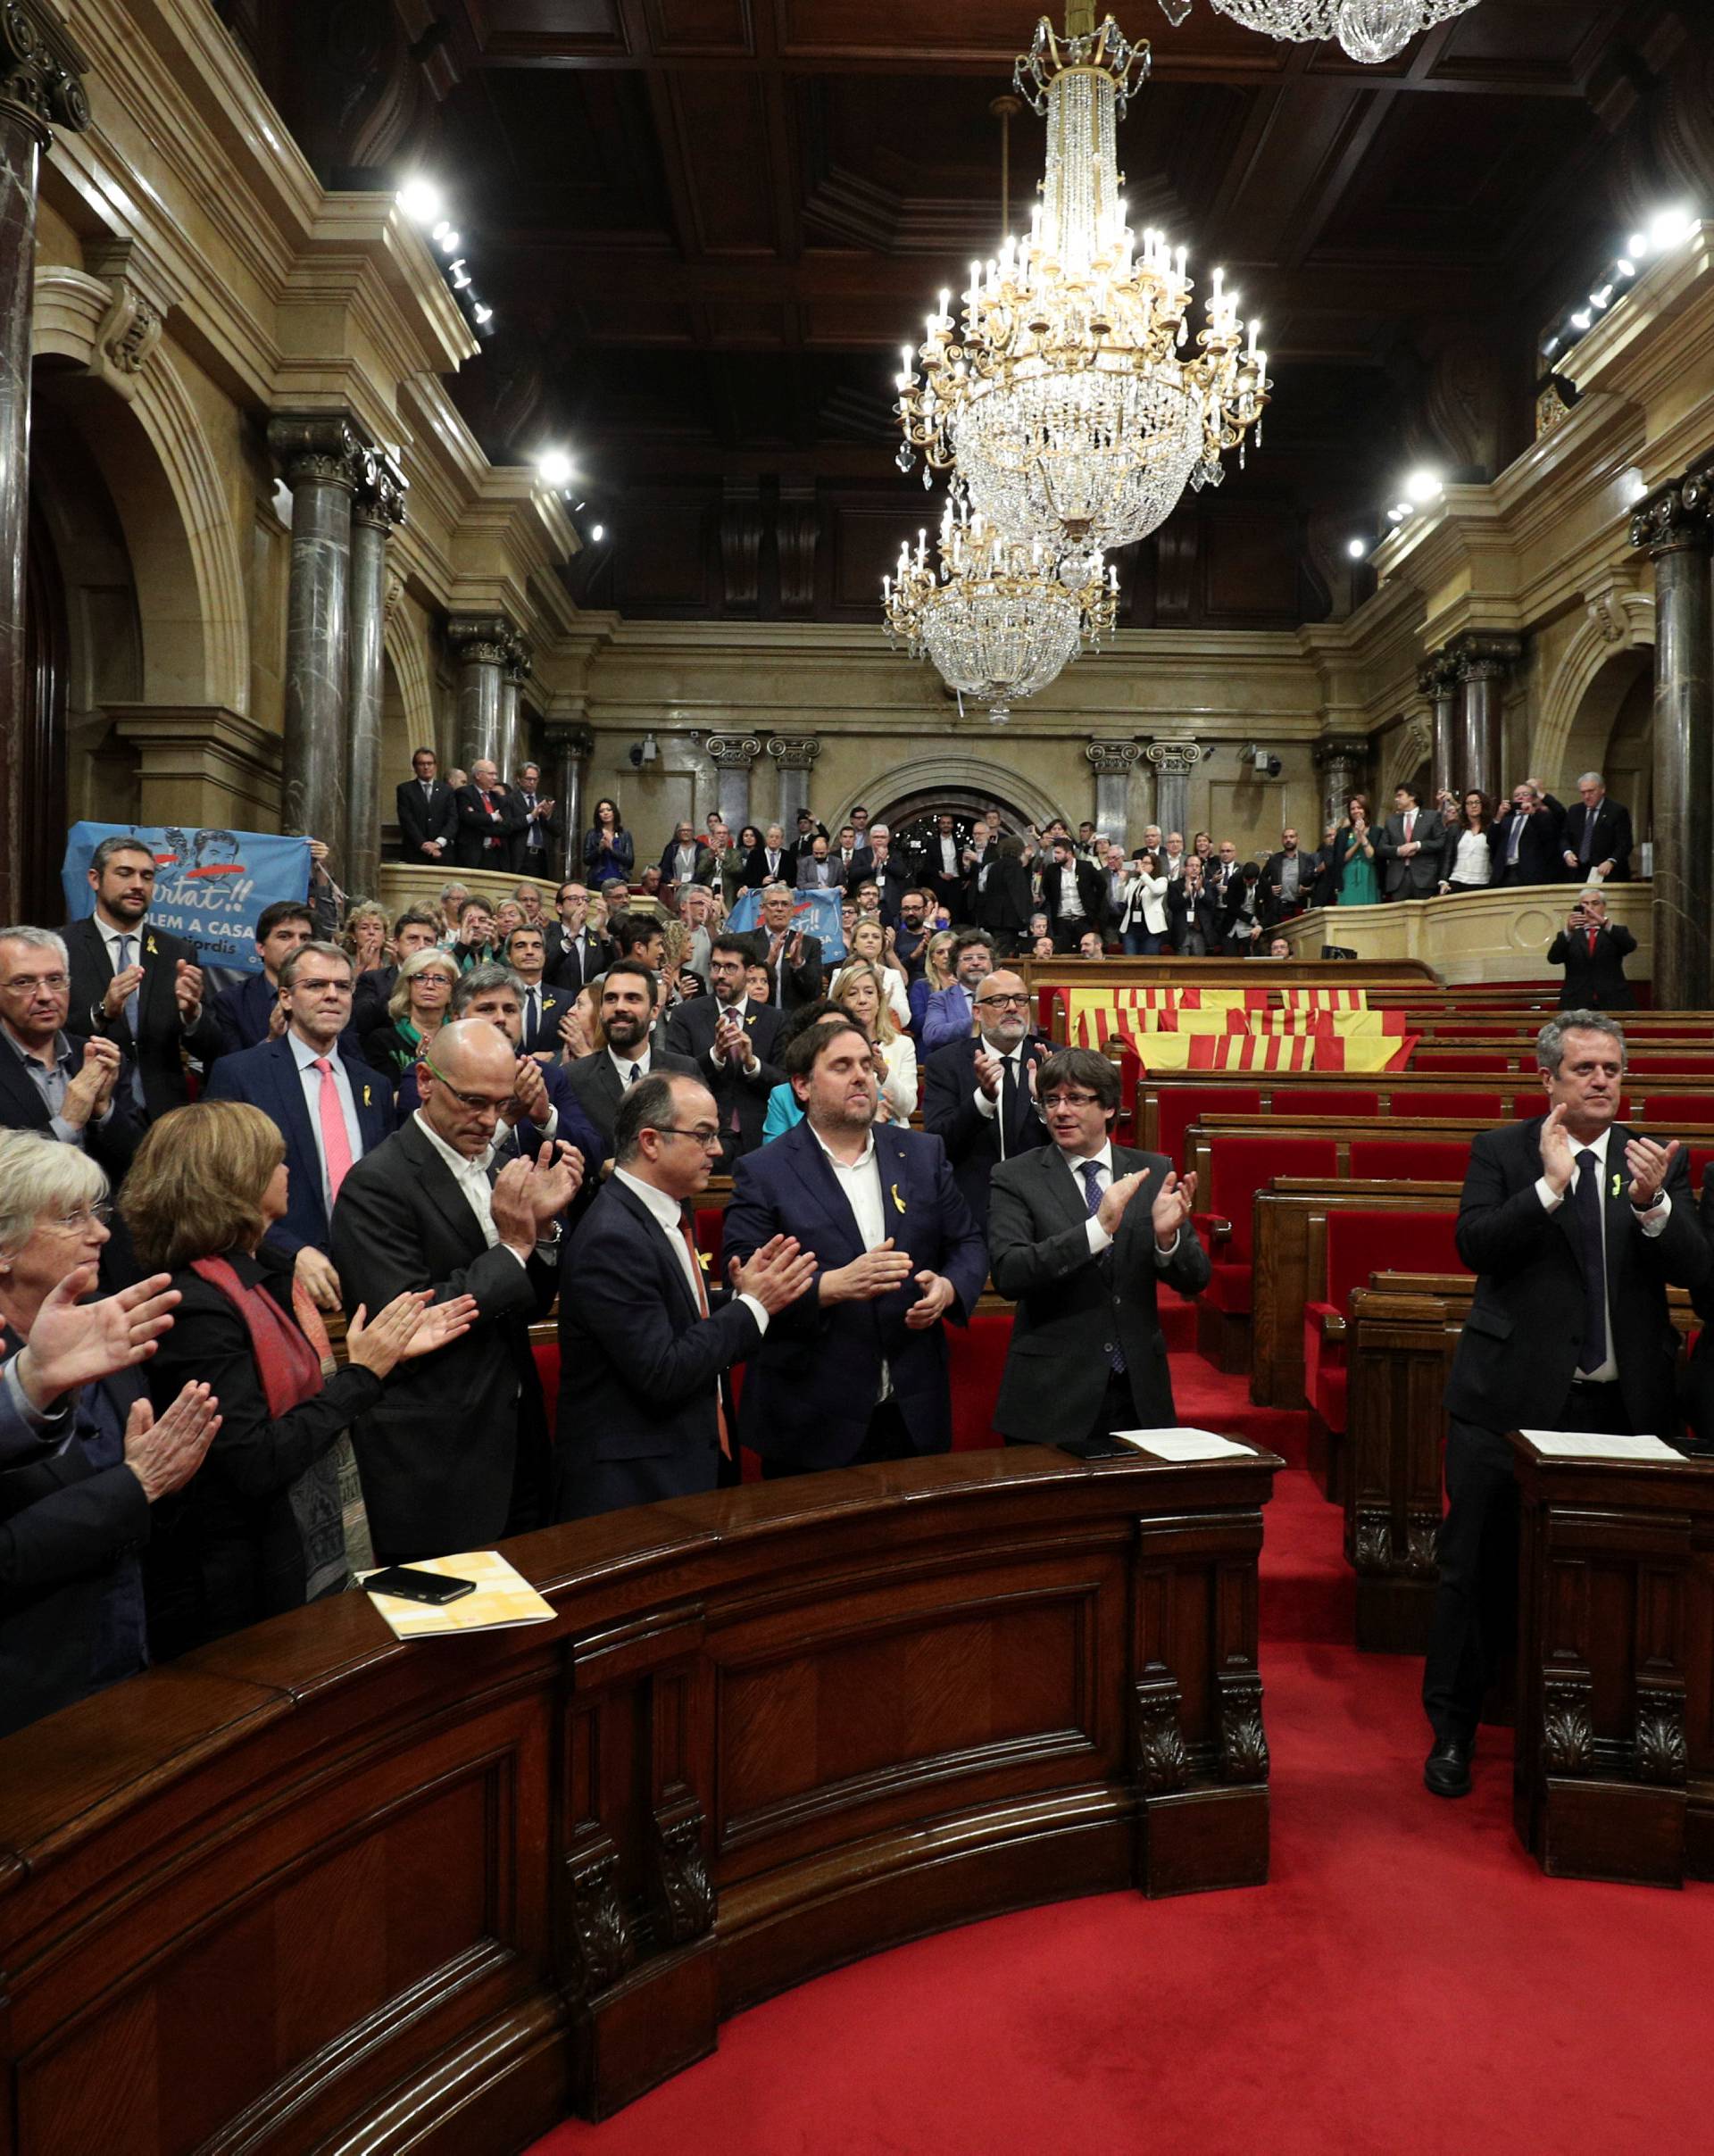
[364,1565,477,1605]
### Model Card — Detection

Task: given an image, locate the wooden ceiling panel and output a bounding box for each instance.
[442,68,671,232]
[644,0,755,56]
[670,73,778,248]
[478,0,629,58]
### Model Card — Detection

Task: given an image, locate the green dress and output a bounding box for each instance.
[1336,825,1379,906]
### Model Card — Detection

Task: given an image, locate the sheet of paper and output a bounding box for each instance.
[1111,1429,1253,1461]
[1518,1430,1681,1462]
[359,1549,556,1639]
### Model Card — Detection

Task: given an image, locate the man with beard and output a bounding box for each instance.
[564,959,698,1150]
[921,968,1051,1226]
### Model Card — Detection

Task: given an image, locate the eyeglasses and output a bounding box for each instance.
[650,1126,724,1152]
[48,1203,114,1231]
[1041,1093,1104,1110]
[420,1056,512,1112]
[975,992,1030,1009]
[1,972,68,993]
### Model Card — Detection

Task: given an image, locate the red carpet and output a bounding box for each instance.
[530,1352,1712,2155]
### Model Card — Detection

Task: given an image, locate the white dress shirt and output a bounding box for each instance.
[939,835,960,874]
[808,1121,892,1398]
[1534,1121,1668,1385]
[610,1046,651,1088]
[1057,865,1085,922]
[1069,1143,1179,1267]
[414,1109,522,1263]
[289,1028,363,1213]
[614,1167,770,1339]
[972,1041,1041,1160]
[1452,830,1492,885]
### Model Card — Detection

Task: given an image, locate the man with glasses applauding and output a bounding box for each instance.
[921,968,1052,1228]
[0,927,141,1182]
[555,1072,817,1519]
[987,1047,1209,1453]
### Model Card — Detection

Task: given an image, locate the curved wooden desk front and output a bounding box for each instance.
[0,1444,1279,2150]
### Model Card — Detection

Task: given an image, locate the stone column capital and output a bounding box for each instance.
[1085,738,1142,775]
[766,735,821,770]
[268,413,368,494]
[1630,469,1714,560]
[446,613,522,669]
[1416,653,1459,697]
[1,1,90,144]
[1314,735,1369,769]
[1142,738,1203,778]
[706,734,763,770]
[545,720,595,757]
[505,637,534,687]
[1448,632,1523,684]
[353,453,408,533]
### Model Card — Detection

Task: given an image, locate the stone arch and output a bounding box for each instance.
[838,752,1070,838]
[32,267,249,712]
[384,613,437,770]
[1534,579,1654,787]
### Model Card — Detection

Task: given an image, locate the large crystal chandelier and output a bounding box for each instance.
[883,503,1118,724]
[1160,0,1479,66]
[894,5,1269,563]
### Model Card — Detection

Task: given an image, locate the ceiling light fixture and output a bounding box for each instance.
[1346,537,1368,559]
[537,450,575,488]
[1649,205,1695,253]
[1155,0,1479,67]
[1405,470,1443,504]
[395,178,443,226]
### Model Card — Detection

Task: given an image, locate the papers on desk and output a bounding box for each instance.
[1112,1428,1253,1461]
[359,1551,555,1639]
[1519,1431,1681,1462]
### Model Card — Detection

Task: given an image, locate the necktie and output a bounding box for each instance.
[626,1061,643,1086]
[312,1057,355,1203]
[1586,928,1598,959]
[1077,1160,1126,1371]
[678,1216,731,1458]
[1580,810,1596,865]
[1404,811,1415,842]
[525,986,539,1045]
[1509,817,1523,862]
[1000,1053,1018,1161]
[116,934,140,1036]
[1574,1148,1607,1374]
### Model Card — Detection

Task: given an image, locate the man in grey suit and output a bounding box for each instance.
[987,1047,1210,1451]
[1375,781,1446,899]
[563,958,698,1150]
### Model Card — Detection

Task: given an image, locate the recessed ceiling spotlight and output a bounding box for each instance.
[1346,537,1367,559]
[1570,309,1593,330]
[1649,205,1695,253]
[537,450,575,488]
[590,523,606,543]
[1405,470,1443,504]
[395,178,443,226]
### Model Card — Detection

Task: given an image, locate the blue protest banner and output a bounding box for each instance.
[726,886,845,963]
[62,823,313,976]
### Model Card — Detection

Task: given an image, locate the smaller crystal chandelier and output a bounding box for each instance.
[1156,0,1479,67]
[883,503,1118,724]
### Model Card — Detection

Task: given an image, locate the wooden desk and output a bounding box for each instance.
[0,1445,1279,2148]
[1510,1432,1714,1887]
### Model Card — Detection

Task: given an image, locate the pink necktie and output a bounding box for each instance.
[312,1057,354,1200]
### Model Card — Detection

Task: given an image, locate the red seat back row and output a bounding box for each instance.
[1324,1208,1468,1311]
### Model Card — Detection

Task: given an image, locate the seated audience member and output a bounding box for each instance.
[509,764,560,876]
[1030,932,1056,961]
[909,929,958,1038]
[121,1102,472,1657]
[987,1047,1208,1448]
[65,833,222,1119]
[722,1015,988,1477]
[1548,891,1636,1011]
[831,960,918,1124]
[204,942,395,1305]
[1560,770,1634,883]
[919,930,995,1053]
[364,946,459,1083]
[664,935,783,1167]
[555,1073,816,1519]
[565,960,698,1150]
[636,863,665,904]
[501,924,568,1054]
[1077,927,1105,960]
[452,895,498,970]
[1265,935,1293,958]
[760,997,840,1141]
[396,745,457,864]
[210,901,315,1056]
[353,906,441,1039]
[0,1133,213,1735]
[846,915,911,1028]
[435,881,470,945]
[922,968,1051,1227]
[0,928,141,1180]
[1439,790,1495,894]
[756,883,826,1011]
[1042,836,1107,953]
[745,823,794,890]
[332,1020,581,1561]
[1491,782,1561,886]
[454,759,522,871]
[744,956,773,1009]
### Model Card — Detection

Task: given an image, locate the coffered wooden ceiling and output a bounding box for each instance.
[238,0,1702,622]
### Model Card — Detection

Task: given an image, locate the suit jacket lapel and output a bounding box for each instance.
[781,1121,865,1261]
[268,1039,325,1193]
[612,1180,701,1321]
[1036,1143,1089,1230]
[400,1117,489,1254]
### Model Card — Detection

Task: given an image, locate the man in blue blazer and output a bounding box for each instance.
[555,1070,816,1519]
[208,900,314,1057]
[204,941,394,1307]
[722,1014,988,1475]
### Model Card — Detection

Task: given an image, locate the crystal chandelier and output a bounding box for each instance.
[1158,0,1479,67]
[883,503,1119,724]
[894,5,1269,562]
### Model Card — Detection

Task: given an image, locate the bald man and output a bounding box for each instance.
[453,759,524,872]
[331,1020,581,1561]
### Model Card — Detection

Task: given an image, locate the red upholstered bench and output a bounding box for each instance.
[1390,1090,1503,1120]
[949,1310,1013,1450]
[1631,1055,1714,1076]
[1281,1088,1380,1119]
[1348,1139,1470,1181]
[1410,1052,1511,1072]
[1157,1086,1262,1174]
[1633,1093,1711,1128]
[694,1204,725,1271]
[1197,1134,1339,1373]
[1303,1209,1467,1494]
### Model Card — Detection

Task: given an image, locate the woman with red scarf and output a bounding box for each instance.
[121,1101,476,1658]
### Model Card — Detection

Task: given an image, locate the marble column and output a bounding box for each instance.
[1143,739,1203,842]
[1419,653,1460,803]
[545,716,593,882]
[498,639,531,786]
[269,415,366,871]
[447,616,517,771]
[345,454,405,902]
[1632,473,1714,1011]
[1086,739,1141,841]
[1449,634,1521,807]
[767,735,821,828]
[1314,735,1369,826]
[0,5,88,922]
[706,734,761,831]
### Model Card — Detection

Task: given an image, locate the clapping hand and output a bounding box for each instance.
[14,1267,180,1407]
[102,961,146,1020]
[123,1382,220,1501]
[60,1036,122,1128]
[174,959,204,1020]
[1624,1135,1678,1211]
[730,1235,818,1314]
[973,1047,1003,1100]
[903,1269,956,1329]
[1539,1103,1577,1196]
[713,1012,748,1066]
[1150,1169,1197,1249]
[558,1005,592,1060]
[507,1054,550,1128]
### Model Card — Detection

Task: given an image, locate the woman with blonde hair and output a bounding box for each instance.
[908,928,958,1038]
[363,945,459,1079]
[121,1102,475,1657]
[845,915,911,1028]
[340,900,389,982]
[831,959,918,1122]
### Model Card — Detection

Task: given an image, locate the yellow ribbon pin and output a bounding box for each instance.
[146,933,159,955]
[1610,1171,1622,1198]
[362,1085,372,1107]
[891,1182,905,1215]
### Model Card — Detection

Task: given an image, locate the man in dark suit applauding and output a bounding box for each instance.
[0,928,141,1182]
[1421,1011,1709,1801]
[988,1048,1209,1451]
[921,968,1051,1227]
[331,1020,581,1561]
[664,934,784,1167]
[1042,836,1108,953]
[564,960,699,1151]
[1375,783,1446,900]
[396,746,457,864]
[756,883,825,1011]
[453,759,523,872]
[1547,892,1636,1011]
[556,1071,817,1519]
[1559,770,1634,883]
[723,1015,988,1477]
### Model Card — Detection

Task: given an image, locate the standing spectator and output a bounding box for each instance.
[0,928,140,1180]
[921,968,1051,1226]
[1438,790,1496,894]
[121,1101,473,1656]
[1376,782,1446,899]
[363,946,459,1085]
[210,901,315,1057]
[795,835,845,892]
[847,917,911,1028]
[564,961,699,1151]
[908,928,958,1039]
[1160,832,1187,883]
[892,889,933,977]
[1491,782,1562,886]
[1262,828,1311,925]
[722,825,760,910]
[722,1016,988,1477]
[353,905,442,1040]
[744,824,794,891]
[1547,892,1636,1011]
[582,797,634,887]
[830,960,918,1124]
[922,811,969,920]
[453,759,521,872]
[1207,837,1242,904]
[396,746,456,863]
[863,824,911,921]
[664,936,784,1168]
[1167,855,1222,954]
[657,819,717,895]
[755,885,825,1011]
[919,930,995,1053]
[1310,823,1343,909]
[1219,861,1267,953]
[331,1021,582,1561]
[503,925,569,1053]
[1042,835,1106,953]
[1335,795,1380,906]
[976,834,1034,957]
[543,878,610,998]
[1115,850,1169,954]
[1560,770,1634,884]
[64,835,223,1119]
[509,762,561,877]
